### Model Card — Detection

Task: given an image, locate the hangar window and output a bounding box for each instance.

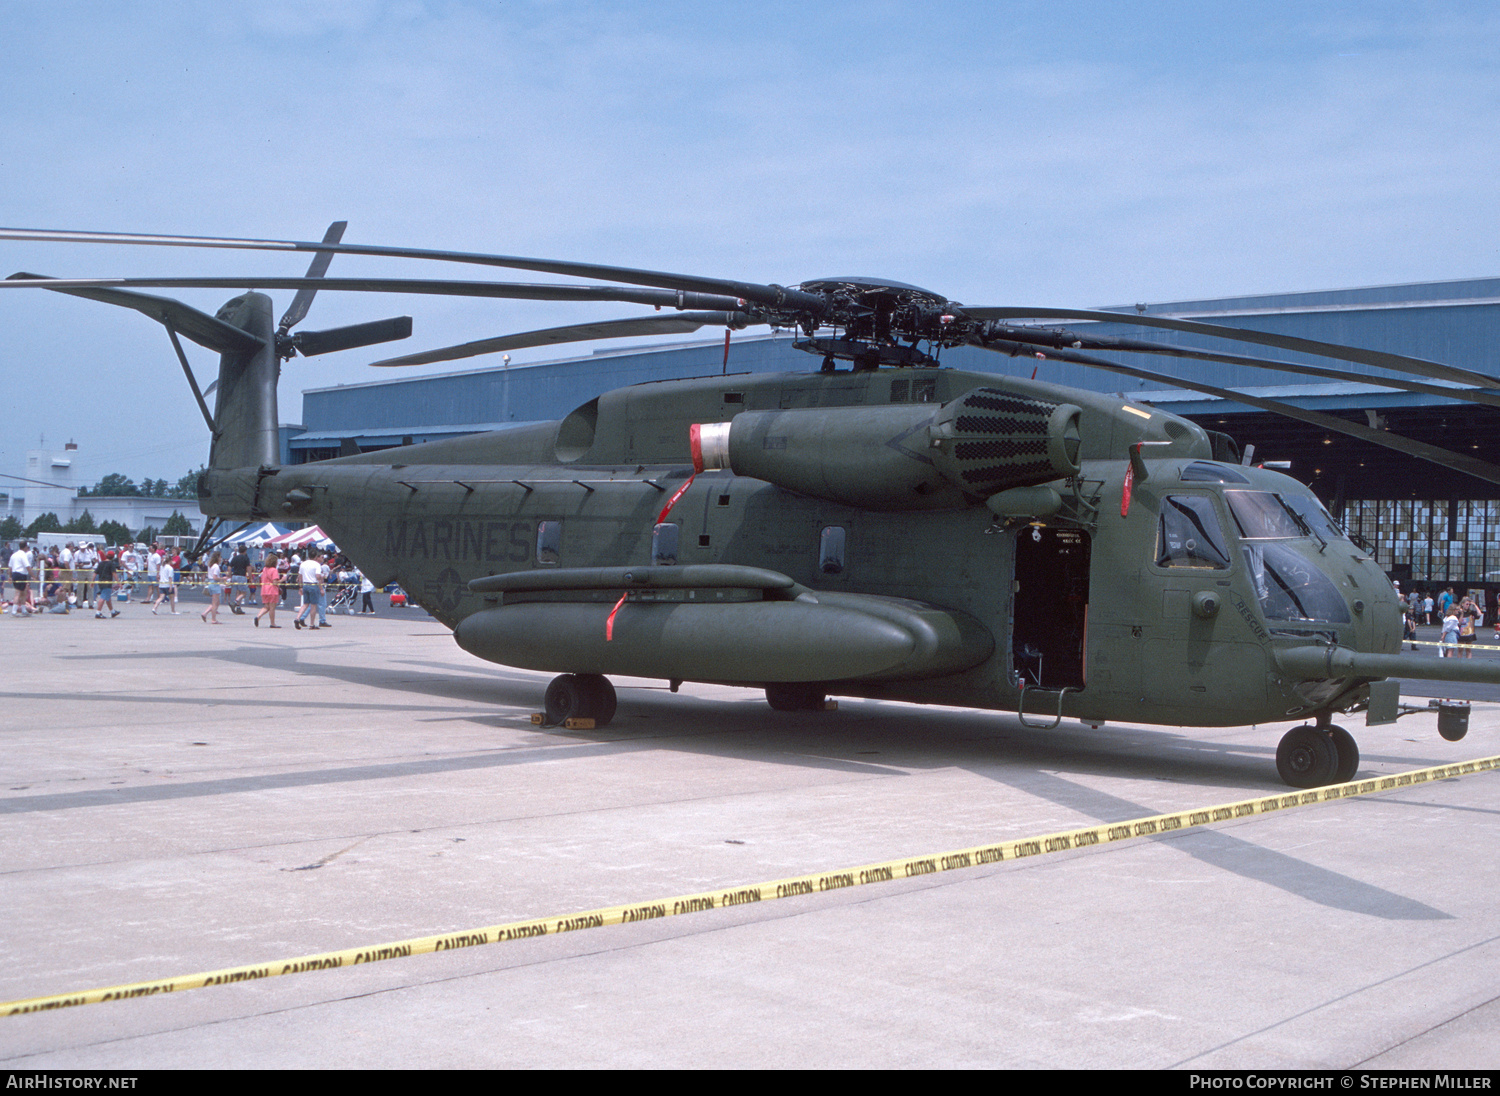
[652,523,679,565]
[1156,496,1231,570]
[819,526,847,575]
[536,521,562,566]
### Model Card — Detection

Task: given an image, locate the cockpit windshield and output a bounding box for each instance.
[1224,491,1303,539]
[1280,495,1348,541]
[1242,542,1351,623]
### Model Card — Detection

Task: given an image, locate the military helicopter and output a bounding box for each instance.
[6,223,1500,790]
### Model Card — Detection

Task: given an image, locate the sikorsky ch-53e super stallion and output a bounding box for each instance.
[6,223,1500,788]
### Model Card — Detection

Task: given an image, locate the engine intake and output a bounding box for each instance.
[691,387,1082,511]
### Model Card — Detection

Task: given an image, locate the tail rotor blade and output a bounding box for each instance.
[290,315,412,357]
[277,221,347,334]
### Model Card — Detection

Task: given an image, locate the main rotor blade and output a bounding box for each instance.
[0,227,824,313]
[1,274,750,311]
[370,311,753,368]
[277,220,347,334]
[978,324,1500,411]
[980,340,1500,488]
[963,307,1500,390]
[5,273,263,354]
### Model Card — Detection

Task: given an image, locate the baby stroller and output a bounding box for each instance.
[328,579,359,616]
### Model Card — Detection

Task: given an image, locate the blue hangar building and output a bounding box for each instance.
[283,276,1500,591]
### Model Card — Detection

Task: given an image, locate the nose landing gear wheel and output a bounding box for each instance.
[544,673,617,727]
[765,682,828,712]
[1327,725,1359,784]
[1276,725,1339,788]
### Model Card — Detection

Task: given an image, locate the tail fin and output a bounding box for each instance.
[207,291,281,469]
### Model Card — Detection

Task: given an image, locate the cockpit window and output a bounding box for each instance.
[1180,461,1249,484]
[1280,495,1347,541]
[1156,495,1232,570]
[1243,542,1351,623]
[1225,491,1303,539]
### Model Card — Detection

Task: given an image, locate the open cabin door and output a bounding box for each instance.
[1012,526,1090,690]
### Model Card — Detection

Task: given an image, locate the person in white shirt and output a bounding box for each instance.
[151,558,178,614]
[294,550,325,630]
[8,541,34,614]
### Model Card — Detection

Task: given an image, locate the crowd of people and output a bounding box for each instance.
[1399,584,1496,658]
[4,539,380,626]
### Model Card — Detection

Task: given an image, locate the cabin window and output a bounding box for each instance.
[652,523,680,565]
[890,378,935,403]
[1156,496,1231,570]
[536,521,562,566]
[819,526,847,575]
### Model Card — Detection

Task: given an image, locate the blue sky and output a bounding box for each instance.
[3,1,1498,484]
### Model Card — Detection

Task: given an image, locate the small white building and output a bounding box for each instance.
[3,442,203,541]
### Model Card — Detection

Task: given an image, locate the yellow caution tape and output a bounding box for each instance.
[1407,638,1500,653]
[5,753,1498,1017]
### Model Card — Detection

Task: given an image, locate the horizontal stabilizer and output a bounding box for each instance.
[6,272,263,355]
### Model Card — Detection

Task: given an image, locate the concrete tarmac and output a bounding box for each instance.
[1,598,1498,1069]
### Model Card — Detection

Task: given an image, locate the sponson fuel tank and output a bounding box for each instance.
[691,386,1083,511]
[456,564,994,684]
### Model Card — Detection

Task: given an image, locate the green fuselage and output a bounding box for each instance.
[200,366,1401,729]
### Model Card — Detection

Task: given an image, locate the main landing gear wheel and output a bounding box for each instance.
[544,673,617,727]
[1275,725,1340,788]
[765,682,828,712]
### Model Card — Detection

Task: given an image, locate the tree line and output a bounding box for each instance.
[1,465,204,544]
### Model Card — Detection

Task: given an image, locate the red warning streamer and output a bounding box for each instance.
[605,591,629,642]
[657,473,696,525]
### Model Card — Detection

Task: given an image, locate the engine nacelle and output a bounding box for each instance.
[691,386,1082,511]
